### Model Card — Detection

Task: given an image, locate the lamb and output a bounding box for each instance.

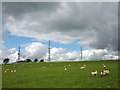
[91,71,97,76]
[100,71,106,77]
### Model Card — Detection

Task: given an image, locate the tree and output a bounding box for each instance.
[3,58,9,64]
[40,59,44,62]
[26,59,32,62]
[34,59,38,62]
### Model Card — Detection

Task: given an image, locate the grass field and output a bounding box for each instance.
[2,60,118,88]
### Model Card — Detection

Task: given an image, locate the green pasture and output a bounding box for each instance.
[2,60,118,88]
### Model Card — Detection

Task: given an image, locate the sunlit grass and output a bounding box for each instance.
[2,60,118,88]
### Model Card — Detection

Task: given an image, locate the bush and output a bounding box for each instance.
[40,59,44,62]
[26,59,32,62]
[34,59,38,62]
[3,58,9,64]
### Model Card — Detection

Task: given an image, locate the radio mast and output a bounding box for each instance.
[48,40,50,62]
[81,46,82,60]
[18,46,20,60]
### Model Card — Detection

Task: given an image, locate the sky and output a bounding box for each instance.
[0,2,119,63]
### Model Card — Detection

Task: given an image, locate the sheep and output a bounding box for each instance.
[81,66,85,69]
[100,71,106,77]
[103,65,106,68]
[4,71,7,73]
[84,65,86,67]
[101,69,110,77]
[6,69,9,71]
[14,70,16,72]
[64,68,67,71]
[91,71,97,76]
[69,65,71,67]
[43,66,46,69]
[11,70,13,72]
[103,69,110,75]
[64,66,66,68]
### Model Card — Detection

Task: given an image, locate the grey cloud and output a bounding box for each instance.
[2,2,118,52]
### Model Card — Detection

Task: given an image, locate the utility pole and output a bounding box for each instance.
[18,46,20,60]
[48,40,50,62]
[81,46,82,60]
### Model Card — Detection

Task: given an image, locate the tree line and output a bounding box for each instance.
[3,58,44,64]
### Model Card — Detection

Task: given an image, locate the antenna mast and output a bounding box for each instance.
[18,46,20,60]
[48,40,50,62]
[81,46,82,60]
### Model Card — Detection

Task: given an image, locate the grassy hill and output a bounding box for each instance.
[2,60,118,88]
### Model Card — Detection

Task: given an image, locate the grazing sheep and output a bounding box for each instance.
[91,71,97,76]
[64,68,67,71]
[103,69,110,75]
[4,71,7,73]
[103,65,106,68]
[14,70,16,72]
[84,65,86,67]
[43,66,46,69]
[81,67,85,69]
[6,69,9,71]
[69,65,71,67]
[11,70,13,72]
[101,69,110,77]
[100,71,106,77]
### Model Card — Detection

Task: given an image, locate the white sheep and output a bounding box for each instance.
[64,68,67,71]
[6,69,9,71]
[4,71,7,73]
[84,65,86,67]
[11,70,13,72]
[14,70,16,72]
[100,71,106,77]
[91,71,97,76]
[43,66,46,69]
[81,67,85,69]
[103,69,110,75]
[64,66,66,68]
[103,65,106,68]
[69,65,71,67]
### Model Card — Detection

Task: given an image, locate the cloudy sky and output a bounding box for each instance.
[0,2,119,63]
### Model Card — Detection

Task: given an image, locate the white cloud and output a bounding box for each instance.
[49,47,117,61]
[24,42,47,60]
[1,43,118,64]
